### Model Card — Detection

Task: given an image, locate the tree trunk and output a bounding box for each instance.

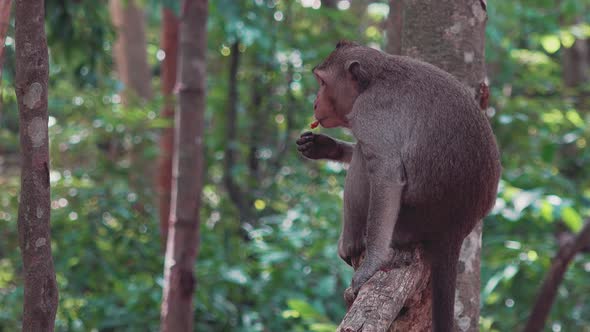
[561,18,589,109]
[562,16,589,92]
[157,7,179,250]
[397,1,488,329]
[159,1,207,331]
[382,1,488,330]
[563,39,589,89]
[385,0,402,55]
[14,0,59,330]
[109,0,153,104]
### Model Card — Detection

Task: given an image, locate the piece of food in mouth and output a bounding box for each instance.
[310,120,319,129]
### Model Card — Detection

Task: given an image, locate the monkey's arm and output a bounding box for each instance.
[351,154,405,294]
[296,132,354,163]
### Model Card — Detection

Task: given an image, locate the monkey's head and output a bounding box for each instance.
[312,41,375,128]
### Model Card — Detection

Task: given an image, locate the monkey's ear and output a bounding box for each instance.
[345,60,369,91]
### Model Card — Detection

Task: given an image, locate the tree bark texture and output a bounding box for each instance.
[346,1,487,331]
[14,0,59,330]
[109,0,153,104]
[339,246,432,332]
[159,1,207,331]
[0,0,12,83]
[563,39,589,88]
[524,220,590,332]
[385,0,403,55]
[158,7,179,250]
[561,15,589,91]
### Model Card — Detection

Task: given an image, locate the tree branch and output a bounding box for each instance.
[338,246,432,332]
[223,40,252,223]
[524,220,590,332]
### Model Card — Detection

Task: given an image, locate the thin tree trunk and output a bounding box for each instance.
[14,0,58,330]
[561,18,589,109]
[247,70,263,183]
[385,0,402,55]
[563,39,590,89]
[270,1,296,172]
[109,0,153,104]
[524,220,590,332]
[158,7,179,250]
[160,1,207,331]
[223,40,251,223]
[562,15,590,93]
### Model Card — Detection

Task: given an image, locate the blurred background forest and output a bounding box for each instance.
[1,0,590,331]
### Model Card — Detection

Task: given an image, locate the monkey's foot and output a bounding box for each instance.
[338,238,366,267]
[350,249,394,295]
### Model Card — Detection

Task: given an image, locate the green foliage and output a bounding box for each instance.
[483,1,590,330]
[1,0,590,331]
[45,0,114,85]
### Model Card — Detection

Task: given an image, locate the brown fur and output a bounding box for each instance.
[297,41,501,332]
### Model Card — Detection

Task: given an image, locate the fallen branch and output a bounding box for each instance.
[524,220,590,332]
[338,245,432,332]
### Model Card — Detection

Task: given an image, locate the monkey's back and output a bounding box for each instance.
[352,55,501,236]
[398,57,500,222]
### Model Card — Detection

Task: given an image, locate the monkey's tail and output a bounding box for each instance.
[426,237,462,332]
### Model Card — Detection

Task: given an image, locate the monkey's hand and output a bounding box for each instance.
[350,249,393,295]
[296,132,342,160]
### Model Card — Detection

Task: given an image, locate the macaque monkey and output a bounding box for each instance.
[296,41,501,331]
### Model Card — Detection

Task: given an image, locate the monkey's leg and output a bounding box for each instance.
[339,146,369,265]
[351,160,405,294]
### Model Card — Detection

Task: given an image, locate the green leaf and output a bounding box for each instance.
[560,30,576,48]
[482,264,519,301]
[539,200,554,222]
[541,109,564,124]
[561,206,583,232]
[565,110,584,128]
[286,299,323,321]
[310,323,339,332]
[541,144,556,163]
[540,35,561,53]
[223,268,249,285]
[282,309,300,319]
